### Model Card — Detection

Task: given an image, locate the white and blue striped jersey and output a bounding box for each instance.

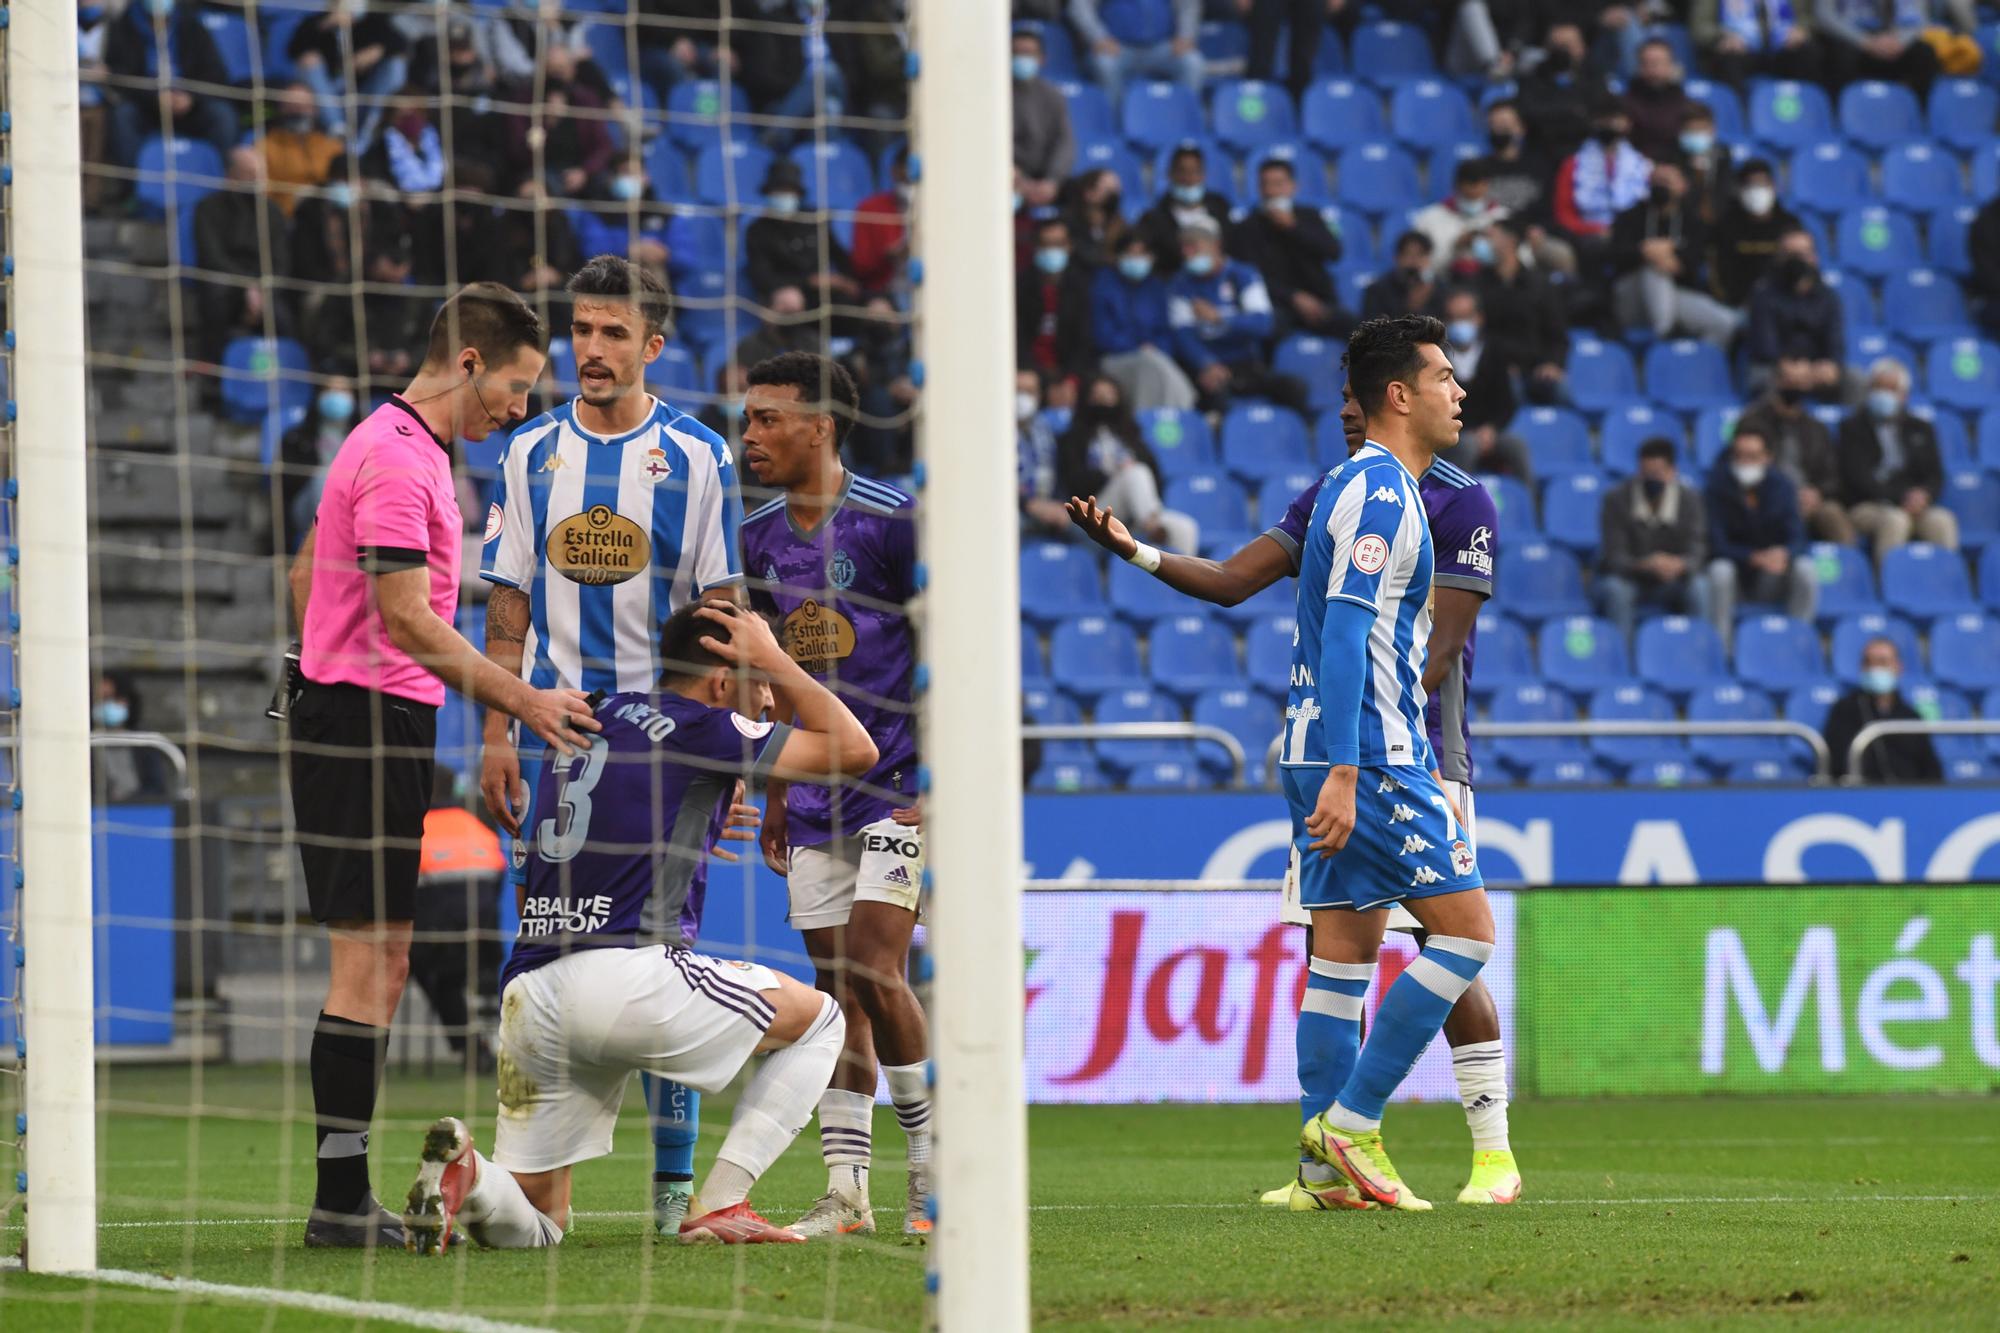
[480,396,744,693]
[1283,442,1435,770]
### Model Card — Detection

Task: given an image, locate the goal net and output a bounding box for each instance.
[2,0,1024,1325]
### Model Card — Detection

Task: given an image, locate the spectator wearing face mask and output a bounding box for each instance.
[1436,287,1534,485]
[1482,100,1550,218]
[1674,105,1732,221]
[1091,234,1197,412]
[92,672,168,802]
[1621,37,1693,164]
[1708,159,1798,307]
[1823,636,1942,784]
[1596,438,1712,645]
[745,159,858,305]
[1011,26,1075,212]
[263,82,347,218]
[1230,157,1351,340]
[1746,228,1844,397]
[1837,357,1959,564]
[1015,369,1070,539]
[1691,0,1824,87]
[1017,216,1097,388]
[1137,143,1234,277]
[1610,162,1741,348]
[1553,98,1653,248]
[1056,374,1199,554]
[1363,231,1444,322]
[1516,21,1607,161]
[1412,159,1511,273]
[1703,427,1819,642]
[1060,167,1131,270]
[1479,220,1571,405]
[572,167,672,281]
[1737,357,1855,544]
[1167,216,1307,414]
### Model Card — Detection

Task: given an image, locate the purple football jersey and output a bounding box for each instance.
[1265,457,1498,784]
[503,691,789,988]
[740,473,919,846]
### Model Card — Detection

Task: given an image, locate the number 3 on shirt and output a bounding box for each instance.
[537,738,609,863]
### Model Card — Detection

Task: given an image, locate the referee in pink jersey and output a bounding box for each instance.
[286,283,599,1248]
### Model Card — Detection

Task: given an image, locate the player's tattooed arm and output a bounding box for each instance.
[486,585,530,647]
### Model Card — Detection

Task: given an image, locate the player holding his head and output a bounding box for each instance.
[402,601,877,1250]
[739,352,932,1238]
[479,254,747,1236]
[1067,383,1519,1206]
[287,283,603,1247]
[1287,314,1497,1210]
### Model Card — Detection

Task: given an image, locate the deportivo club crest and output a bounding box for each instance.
[827,549,856,590]
[640,447,671,484]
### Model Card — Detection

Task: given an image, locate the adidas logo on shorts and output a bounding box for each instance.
[880,864,914,888]
[1410,866,1445,886]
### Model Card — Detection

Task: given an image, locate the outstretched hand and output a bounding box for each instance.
[1065,494,1138,559]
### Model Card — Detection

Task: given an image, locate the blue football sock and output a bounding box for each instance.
[1331,935,1493,1130]
[1297,957,1372,1148]
[643,1073,700,1182]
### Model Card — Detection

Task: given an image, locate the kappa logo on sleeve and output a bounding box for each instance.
[1352,533,1390,573]
[1369,486,1402,505]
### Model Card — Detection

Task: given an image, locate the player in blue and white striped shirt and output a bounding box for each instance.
[477,257,744,1237]
[1281,315,1497,1212]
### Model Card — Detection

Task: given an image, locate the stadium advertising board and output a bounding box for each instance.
[1518,886,2000,1096]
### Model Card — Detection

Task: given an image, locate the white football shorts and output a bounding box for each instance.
[787,817,925,931]
[1280,781,1476,932]
[492,945,779,1174]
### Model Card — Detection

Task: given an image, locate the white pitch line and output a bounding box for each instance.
[0,1257,558,1333]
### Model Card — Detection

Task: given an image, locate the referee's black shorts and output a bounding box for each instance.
[288,680,438,924]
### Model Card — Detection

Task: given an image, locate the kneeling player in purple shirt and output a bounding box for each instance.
[399,602,879,1249]
[1067,381,1521,1207]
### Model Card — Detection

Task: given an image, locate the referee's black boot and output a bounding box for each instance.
[303,1192,411,1249]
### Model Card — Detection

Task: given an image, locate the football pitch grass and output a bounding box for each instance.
[2,1065,1995,1330]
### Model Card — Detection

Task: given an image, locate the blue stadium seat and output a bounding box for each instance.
[1560,338,1640,410]
[1783,679,1844,732]
[1021,629,1053,696]
[1508,407,1594,477]
[1880,142,1966,213]
[199,9,255,84]
[1316,204,1375,265]
[667,79,751,151]
[1930,612,2000,692]
[1313,412,1353,470]
[648,341,703,399]
[1247,462,1324,528]
[1151,141,1235,197]
[132,135,224,222]
[1474,610,1535,699]
[1644,340,1737,412]
[1540,473,1606,557]
[790,138,875,211]
[1525,757,1607,786]
[1334,142,1423,217]
[1830,612,1922,682]
[1349,21,1434,85]
[1912,404,1973,471]
[1139,408,1218,474]
[1050,617,1143,702]
[1980,543,2000,606]
[1056,80,1116,144]
[1034,18,1081,78]
[1536,615,1628,695]
[1749,80,1834,150]
[1213,580,1295,630]
[640,134,694,201]
[1727,757,1811,784]
[1976,140,2000,200]
[1274,334,1345,413]
[1127,755,1205,790]
[1244,613,1299,683]
[1788,141,1872,217]
[1929,78,1999,152]
[1425,141,1487,188]
[1929,338,2000,410]
[1212,80,1298,152]
[1626,757,1710,787]
[1198,529,1257,561]
[1585,683,1687,772]
[1479,473,1539,537]
[1150,614,1241,702]
[1030,756,1113,792]
[1635,616,1729,700]
[1982,20,2000,85]
[1198,18,1251,69]
[218,336,313,425]
[1944,470,2000,551]
[1164,470,1252,535]
[1684,79,1744,139]
[671,268,745,362]
[1598,402,1681,474]
[694,139,772,206]
[1688,682,1786,770]
[664,212,730,282]
[1734,613,1826,691]
[1694,407,1741,471]
[1121,82,1204,153]
[1022,685,1082,727]
[1219,403,1313,481]
[1928,203,1980,276]
[1192,687,1280,784]
[1107,558,1195,627]
[1880,541,1976,624]
[1837,80,1925,149]
[1486,682,1584,776]
[1835,206,1924,279]
[1076,137,1148,210]
[1020,542,1104,626]
[1846,328,1917,375]
[1905,681,1987,776]
[1301,79,1386,151]
[1496,541,1587,624]
[258,8,309,84]
[1388,79,1478,150]
[1820,266,1874,328]
[1093,684,1185,777]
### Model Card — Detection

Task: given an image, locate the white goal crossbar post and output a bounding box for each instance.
[911,0,1029,1326]
[11,0,100,1275]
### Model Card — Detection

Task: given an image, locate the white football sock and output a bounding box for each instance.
[818,1084,876,1204]
[1451,1040,1511,1152]
[707,993,845,1211]
[459,1150,563,1249]
[882,1061,931,1169]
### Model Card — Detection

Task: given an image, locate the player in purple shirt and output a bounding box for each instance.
[1067,381,1521,1207]
[399,601,878,1250]
[737,352,932,1239]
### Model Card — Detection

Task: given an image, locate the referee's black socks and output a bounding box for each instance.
[311,1011,391,1214]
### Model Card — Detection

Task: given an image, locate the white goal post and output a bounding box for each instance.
[11,0,99,1276]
